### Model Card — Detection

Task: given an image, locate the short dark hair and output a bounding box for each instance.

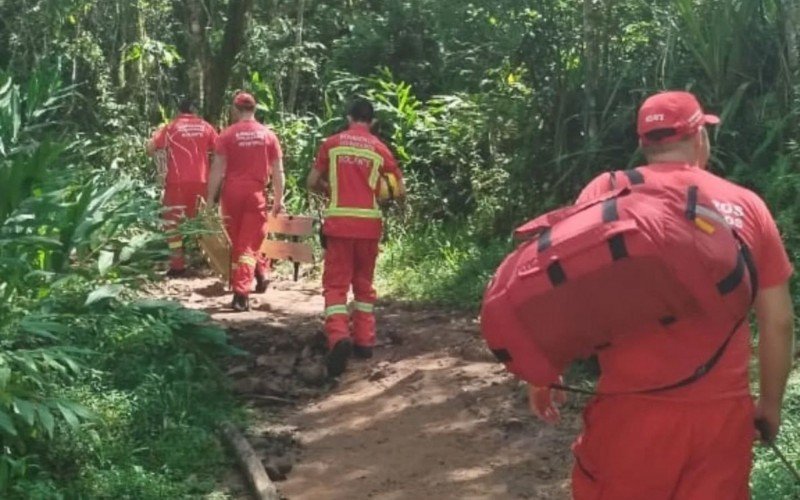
[641,129,697,157]
[643,128,679,143]
[235,102,256,112]
[178,98,195,114]
[347,98,374,123]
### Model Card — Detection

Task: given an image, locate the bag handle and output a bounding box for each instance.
[514,187,629,241]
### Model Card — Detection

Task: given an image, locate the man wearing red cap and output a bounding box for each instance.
[208,92,284,311]
[530,91,794,499]
[307,98,405,377]
[147,98,218,277]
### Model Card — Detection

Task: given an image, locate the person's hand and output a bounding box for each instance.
[271,200,285,218]
[528,379,568,424]
[319,180,330,197]
[755,398,781,443]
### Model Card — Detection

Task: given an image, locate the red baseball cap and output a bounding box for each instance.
[637,91,719,145]
[233,92,256,108]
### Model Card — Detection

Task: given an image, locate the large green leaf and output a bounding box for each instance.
[36,404,54,438]
[97,250,115,276]
[54,402,79,429]
[0,408,18,437]
[19,317,68,340]
[0,368,10,391]
[12,399,36,426]
[85,284,124,306]
[57,400,93,420]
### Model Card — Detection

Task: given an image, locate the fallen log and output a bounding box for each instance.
[220,421,280,500]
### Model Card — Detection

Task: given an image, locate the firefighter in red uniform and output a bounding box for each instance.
[146,98,217,277]
[529,91,794,499]
[307,98,405,377]
[208,92,285,312]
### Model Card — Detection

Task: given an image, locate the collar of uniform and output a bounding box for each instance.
[178,113,195,118]
[348,122,371,132]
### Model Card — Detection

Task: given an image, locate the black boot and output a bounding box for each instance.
[254,273,269,294]
[353,345,373,359]
[231,294,250,312]
[326,339,353,378]
[165,268,186,278]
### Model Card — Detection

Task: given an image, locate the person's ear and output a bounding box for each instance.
[693,128,710,168]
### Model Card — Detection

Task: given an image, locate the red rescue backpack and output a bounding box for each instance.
[480,170,757,391]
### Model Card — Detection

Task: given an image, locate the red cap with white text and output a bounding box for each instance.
[637,91,719,145]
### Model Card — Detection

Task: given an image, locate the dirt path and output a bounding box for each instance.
[155,272,581,499]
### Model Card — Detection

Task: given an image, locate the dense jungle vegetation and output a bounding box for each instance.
[0,0,799,497]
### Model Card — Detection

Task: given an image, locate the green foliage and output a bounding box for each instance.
[0,66,237,497]
[377,222,509,307]
[36,297,238,499]
[751,370,800,499]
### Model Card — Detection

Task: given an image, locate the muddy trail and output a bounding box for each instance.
[153,271,582,499]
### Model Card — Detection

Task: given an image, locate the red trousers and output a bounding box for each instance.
[572,395,754,500]
[322,237,379,349]
[221,181,268,296]
[163,182,206,270]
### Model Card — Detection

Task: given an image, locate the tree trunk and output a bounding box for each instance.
[183,0,210,108]
[784,0,799,74]
[582,0,600,146]
[780,0,799,136]
[117,1,138,93]
[205,0,255,120]
[286,0,306,114]
[138,1,148,116]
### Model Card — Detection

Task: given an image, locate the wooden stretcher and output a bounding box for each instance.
[260,214,316,281]
[196,199,232,283]
[197,202,316,283]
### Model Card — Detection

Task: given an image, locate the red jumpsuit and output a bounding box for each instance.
[570,163,793,499]
[152,114,217,271]
[215,119,282,296]
[314,123,402,349]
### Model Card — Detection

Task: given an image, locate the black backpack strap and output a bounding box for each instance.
[734,231,759,303]
[639,315,747,394]
[623,168,645,185]
[607,169,644,191]
[550,316,747,397]
[608,171,617,190]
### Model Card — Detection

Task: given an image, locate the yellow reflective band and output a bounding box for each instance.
[325,207,382,219]
[168,241,183,249]
[694,217,716,235]
[238,255,257,266]
[353,301,374,313]
[328,146,385,212]
[325,305,349,317]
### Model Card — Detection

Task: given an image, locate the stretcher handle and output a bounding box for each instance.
[755,417,800,484]
[755,417,774,444]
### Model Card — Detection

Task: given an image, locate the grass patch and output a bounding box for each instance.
[751,369,800,499]
[377,222,510,308]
